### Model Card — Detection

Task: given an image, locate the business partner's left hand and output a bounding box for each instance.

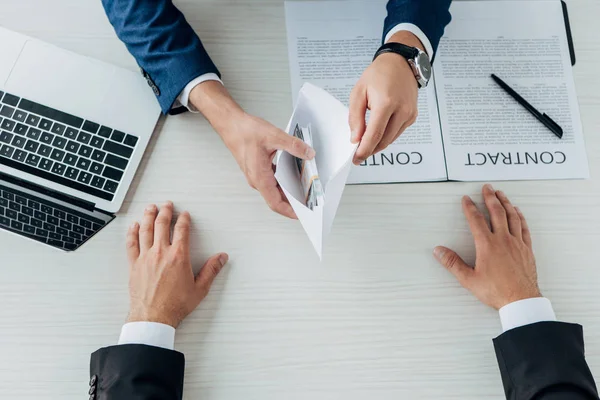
[349,31,423,165]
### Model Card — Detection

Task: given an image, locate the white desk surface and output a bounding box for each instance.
[0,1,599,399]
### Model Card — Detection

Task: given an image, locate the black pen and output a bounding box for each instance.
[491,74,563,139]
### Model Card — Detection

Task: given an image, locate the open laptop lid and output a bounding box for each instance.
[0,27,161,214]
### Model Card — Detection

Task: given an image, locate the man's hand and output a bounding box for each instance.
[434,184,542,310]
[126,202,229,328]
[190,81,315,219]
[349,31,423,165]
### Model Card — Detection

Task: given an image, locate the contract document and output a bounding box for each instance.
[285,0,589,184]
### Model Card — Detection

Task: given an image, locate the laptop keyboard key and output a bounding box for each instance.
[26,127,41,140]
[24,224,36,235]
[103,180,118,193]
[66,214,79,224]
[90,175,105,189]
[76,131,91,144]
[9,201,20,211]
[0,131,13,144]
[0,105,15,118]
[47,215,59,225]
[12,149,26,162]
[40,131,54,144]
[64,127,78,139]
[43,222,55,232]
[103,140,133,158]
[0,145,14,158]
[25,140,39,153]
[104,154,127,170]
[25,114,40,126]
[11,220,23,230]
[15,196,27,205]
[56,227,68,236]
[90,136,104,149]
[76,158,90,170]
[38,144,52,157]
[14,123,27,135]
[64,154,78,166]
[54,209,66,219]
[66,140,79,153]
[80,219,92,229]
[0,216,9,226]
[2,94,19,106]
[25,153,40,167]
[102,166,123,182]
[36,228,49,237]
[59,220,72,230]
[51,123,66,135]
[82,121,99,134]
[1,119,15,131]
[39,119,53,131]
[89,162,103,175]
[28,200,40,210]
[65,167,79,180]
[50,149,65,162]
[11,135,25,148]
[6,209,17,219]
[13,110,27,122]
[124,134,138,147]
[77,171,92,184]
[40,204,51,213]
[50,162,66,176]
[52,136,67,149]
[110,130,125,142]
[18,213,29,224]
[22,206,34,216]
[98,126,112,138]
[78,145,92,158]
[31,218,43,228]
[39,158,53,171]
[91,149,106,162]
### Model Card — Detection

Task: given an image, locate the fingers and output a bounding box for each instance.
[482,184,508,234]
[353,107,393,165]
[257,177,297,219]
[349,87,367,143]
[126,222,140,263]
[195,253,229,301]
[154,201,174,246]
[172,211,191,249]
[496,190,522,239]
[515,207,533,249]
[373,112,407,154]
[433,246,474,288]
[461,196,491,239]
[273,129,316,160]
[139,204,158,251]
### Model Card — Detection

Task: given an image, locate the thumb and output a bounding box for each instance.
[348,87,367,144]
[433,246,473,288]
[195,253,229,301]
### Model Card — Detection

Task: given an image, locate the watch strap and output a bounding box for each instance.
[373,42,420,62]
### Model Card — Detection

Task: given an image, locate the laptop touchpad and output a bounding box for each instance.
[0,28,28,89]
[4,40,113,121]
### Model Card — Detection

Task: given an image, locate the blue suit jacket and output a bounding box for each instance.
[102,0,452,115]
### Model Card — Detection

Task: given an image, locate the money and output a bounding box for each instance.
[293,123,324,210]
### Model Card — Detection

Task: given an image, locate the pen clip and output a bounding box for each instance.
[542,113,564,139]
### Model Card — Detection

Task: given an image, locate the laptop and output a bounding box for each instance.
[0,27,161,251]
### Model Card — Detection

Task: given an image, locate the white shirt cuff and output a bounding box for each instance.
[118,322,176,350]
[499,297,557,333]
[174,73,223,113]
[384,23,434,59]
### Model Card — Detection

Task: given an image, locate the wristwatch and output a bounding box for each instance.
[373,42,432,88]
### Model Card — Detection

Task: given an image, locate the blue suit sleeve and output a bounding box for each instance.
[384,0,452,58]
[101,0,221,114]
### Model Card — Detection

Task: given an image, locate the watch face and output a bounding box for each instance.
[416,52,432,81]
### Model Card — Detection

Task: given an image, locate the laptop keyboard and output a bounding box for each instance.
[0,91,139,201]
[0,182,108,251]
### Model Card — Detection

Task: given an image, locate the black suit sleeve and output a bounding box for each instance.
[89,344,185,400]
[493,322,599,400]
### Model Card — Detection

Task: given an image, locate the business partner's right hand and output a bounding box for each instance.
[190,81,316,219]
[433,184,542,310]
[126,202,229,328]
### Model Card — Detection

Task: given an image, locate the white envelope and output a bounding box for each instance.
[275,83,358,259]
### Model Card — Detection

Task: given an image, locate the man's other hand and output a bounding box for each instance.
[434,184,541,310]
[126,202,229,328]
[349,31,423,165]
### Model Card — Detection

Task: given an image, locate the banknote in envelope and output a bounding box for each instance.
[293,123,324,210]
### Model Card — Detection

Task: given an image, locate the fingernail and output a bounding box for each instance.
[351,129,358,143]
[219,253,229,266]
[433,246,446,260]
[515,206,522,214]
[165,201,173,207]
[462,195,473,205]
[305,147,316,159]
[145,204,156,212]
[484,184,494,192]
[130,221,138,230]
[497,190,506,198]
